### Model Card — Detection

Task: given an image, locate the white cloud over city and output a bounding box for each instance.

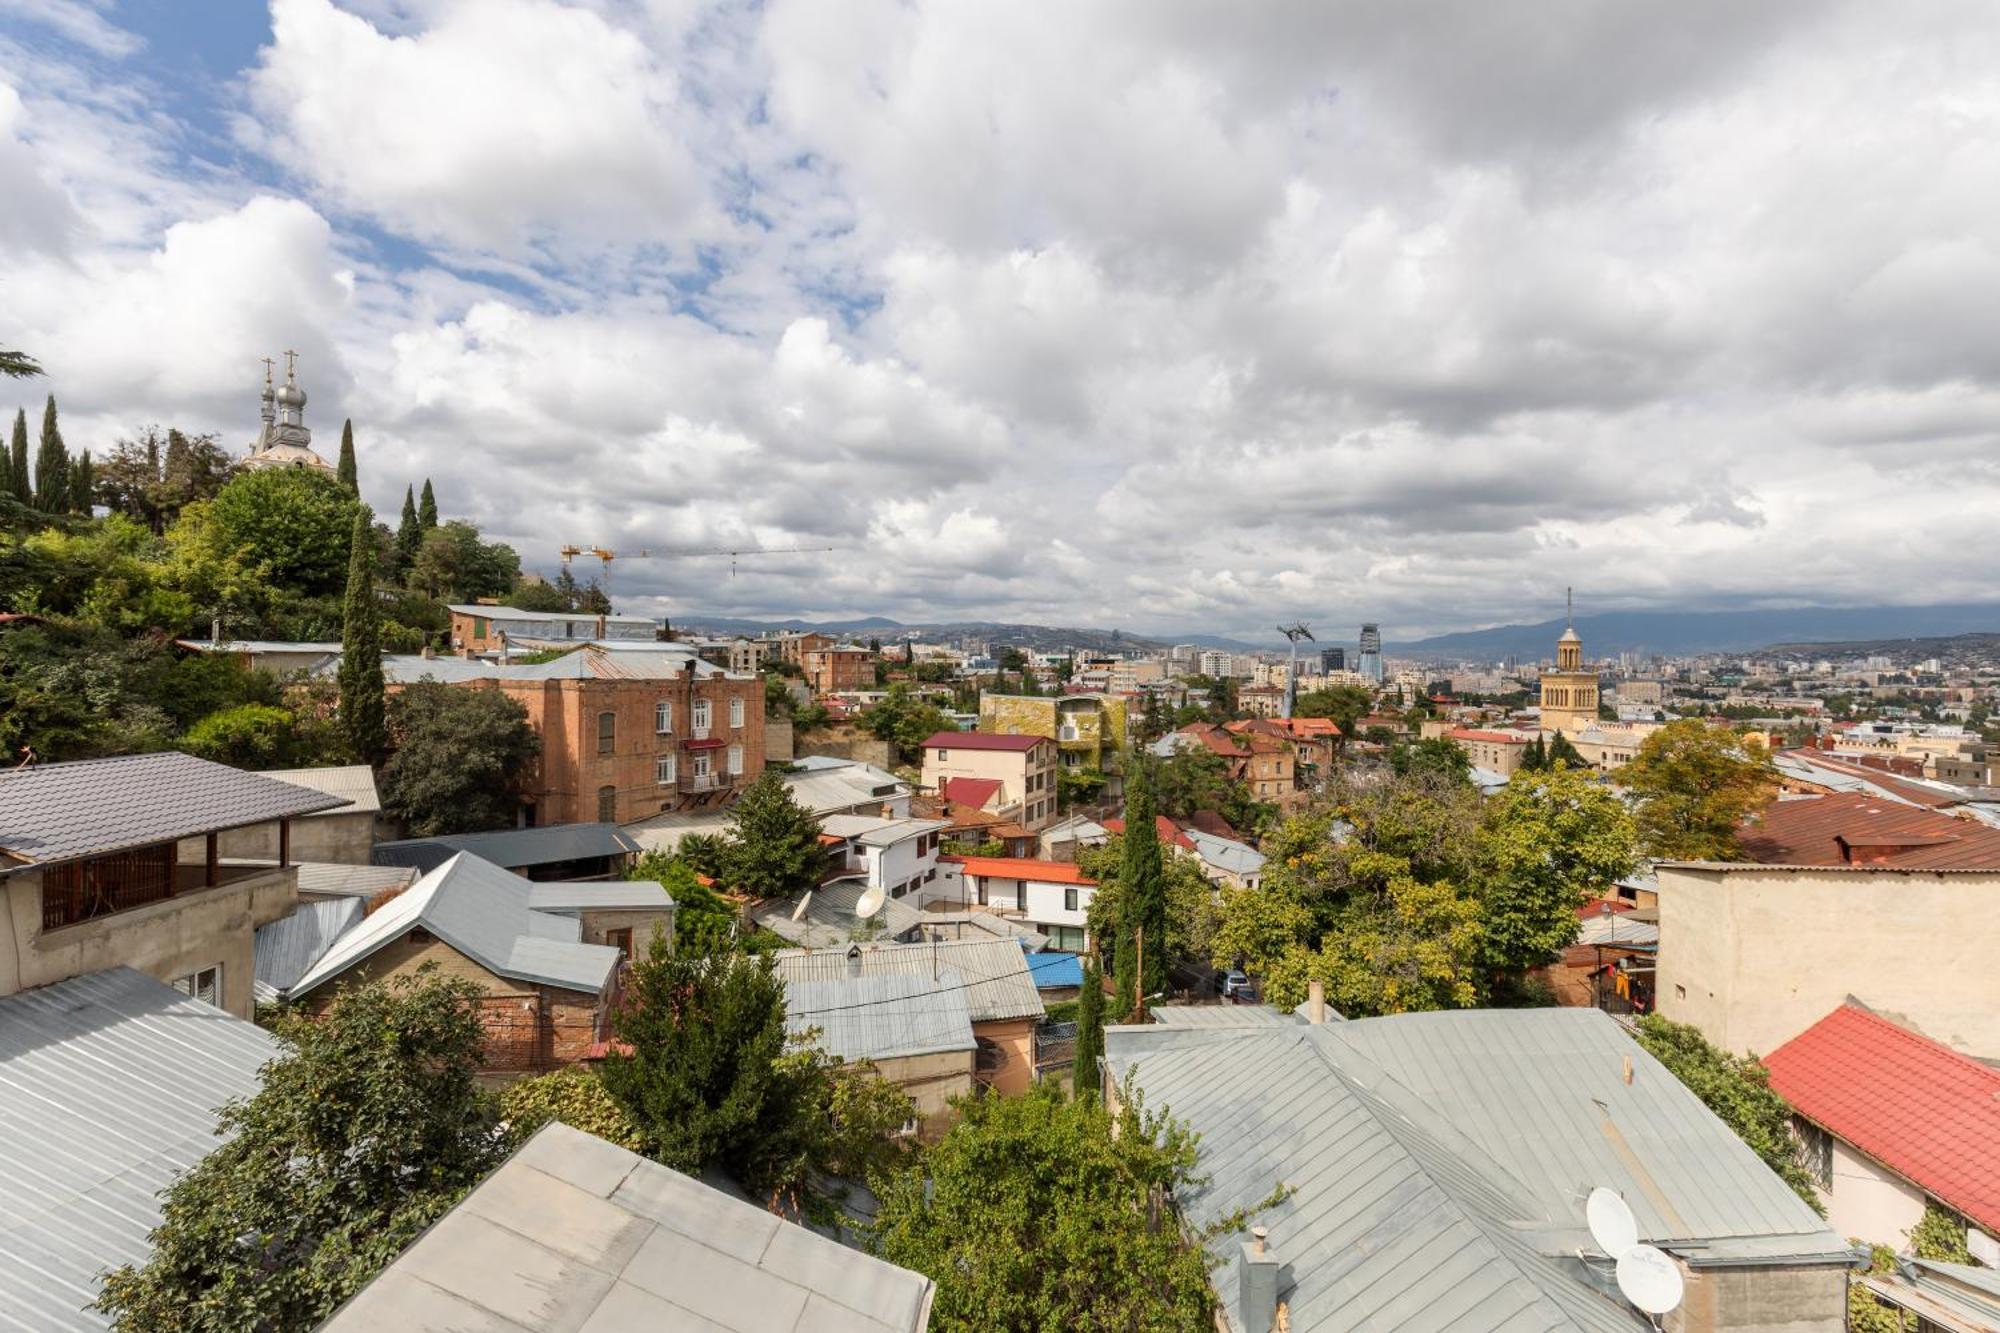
[3,0,2000,639]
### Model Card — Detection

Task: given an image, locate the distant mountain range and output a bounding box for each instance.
[1395,604,2000,661]
[673,615,1271,654]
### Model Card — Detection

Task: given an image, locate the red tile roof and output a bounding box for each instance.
[1185,809,1242,841]
[1175,723,1248,758]
[922,731,1047,753]
[1764,1004,2000,1233]
[1103,815,1197,852]
[940,776,1004,810]
[1738,793,2000,869]
[940,855,1096,885]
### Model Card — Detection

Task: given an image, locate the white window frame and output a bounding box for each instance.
[727,744,744,776]
[655,700,673,733]
[171,964,222,1007]
[729,697,745,729]
[655,753,677,785]
[692,699,712,735]
[693,753,712,779]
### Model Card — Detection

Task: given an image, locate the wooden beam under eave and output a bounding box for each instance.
[205,833,218,888]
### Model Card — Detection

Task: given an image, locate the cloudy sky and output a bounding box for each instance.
[3,0,1998,641]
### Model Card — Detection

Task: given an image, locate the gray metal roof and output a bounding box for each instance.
[783,766,912,817]
[527,881,676,913]
[1325,1009,1847,1263]
[752,878,922,948]
[1183,828,1266,878]
[772,939,1044,1024]
[0,752,349,870]
[1146,1003,1299,1029]
[258,764,381,815]
[0,968,279,1330]
[785,971,977,1063]
[372,823,640,873]
[254,897,363,1003]
[448,604,656,627]
[818,814,950,847]
[322,1121,934,1332]
[294,860,417,900]
[913,910,1051,952]
[289,853,621,998]
[1573,913,1659,948]
[374,654,502,684]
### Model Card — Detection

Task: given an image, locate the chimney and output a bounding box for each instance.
[845,944,863,978]
[1306,980,1326,1025]
[420,643,436,660]
[1239,1229,1279,1333]
[880,803,894,820]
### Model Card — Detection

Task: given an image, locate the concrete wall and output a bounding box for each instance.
[764,714,795,762]
[1023,879,1091,934]
[977,1015,1039,1098]
[866,1049,975,1123]
[1669,1261,1845,1333]
[217,810,380,865]
[574,906,674,960]
[0,863,296,1019]
[1655,864,2000,1058]
[1822,1136,1927,1251]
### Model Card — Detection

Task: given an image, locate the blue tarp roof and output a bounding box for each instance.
[1027,949,1082,989]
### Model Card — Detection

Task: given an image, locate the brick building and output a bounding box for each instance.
[803,643,876,695]
[446,602,657,655]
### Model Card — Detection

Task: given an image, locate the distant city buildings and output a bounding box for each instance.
[1356,623,1383,683]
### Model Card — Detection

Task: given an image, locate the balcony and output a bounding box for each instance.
[684,773,725,793]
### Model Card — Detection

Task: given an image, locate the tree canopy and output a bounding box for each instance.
[722,771,826,899]
[861,682,956,764]
[1474,765,1637,974]
[1622,718,1777,859]
[377,680,539,835]
[626,851,737,952]
[208,466,359,597]
[337,507,387,765]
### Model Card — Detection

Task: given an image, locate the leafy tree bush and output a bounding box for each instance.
[378,680,538,835]
[861,682,956,764]
[1622,718,1777,860]
[1152,742,1271,833]
[1390,735,1472,784]
[627,851,738,951]
[1293,683,1372,739]
[179,703,304,768]
[871,1082,1215,1331]
[1474,765,1637,975]
[1632,1014,1820,1208]
[1907,1203,1974,1262]
[501,1066,647,1152]
[95,971,506,1332]
[208,467,359,598]
[722,772,826,899]
[409,519,519,601]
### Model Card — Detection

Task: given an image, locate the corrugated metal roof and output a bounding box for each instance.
[174,639,343,656]
[1739,791,2000,869]
[289,852,620,998]
[372,823,639,873]
[0,752,348,869]
[526,881,676,913]
[1574,913,1659,948]
[784,972,977,1063]
[497,646,722,681]
[818,814,950,847]
[254,898,363,1002]
[912,911,1050,952]
[773,939,1045,1023]
[258,764,381,815]
[321,1122,935,1331]
[293,860,416,900]
[447,604,656,627]
[1184,828,1266,877]
[0,969,279,1330]
[1321,1009,1848,1262]
[753,879,924,949]
[1146,1004,1299,1029]
[374,654,501,684]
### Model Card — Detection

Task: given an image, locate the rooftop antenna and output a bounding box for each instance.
[1567,586,1575,631]
[1277,623,1315,719]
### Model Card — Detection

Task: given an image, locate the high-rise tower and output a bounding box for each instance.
[1357,623,1383,683]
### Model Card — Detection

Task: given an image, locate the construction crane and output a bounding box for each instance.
[1276,622,1316,719]
[557,542,836,603]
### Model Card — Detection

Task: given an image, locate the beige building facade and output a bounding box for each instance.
[920,734,1059,831]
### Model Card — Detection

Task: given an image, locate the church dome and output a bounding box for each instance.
[1558,625,1581,643]
[275,381,307,409]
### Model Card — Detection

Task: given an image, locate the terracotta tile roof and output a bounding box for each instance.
[940,776,1004,809]
[1103,815,1197,852]
[939,855,1096,885]
[1738,793,2000,869]
[1174,723,1248,758]
[1764,1004,2000,1233]
[921,731,1046,753]
[1185,810,1242,841]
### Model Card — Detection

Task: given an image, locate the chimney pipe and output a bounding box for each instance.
[1307,980,1326,1025]
[846,944,863,979]
[1239,1231,1280,1333]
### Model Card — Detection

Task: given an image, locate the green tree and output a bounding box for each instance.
[338,508,387,765]
[1071,959,1105,1102]
[180,702,303,768]
[378,680,538,835]
[417,477,438,529]
[1390,736,1472,784]
[1111,768,1167,1011]
[69,449,93,514]
[0,347,40,378]
[500,1066,646,1152]
[723,771,826,899]
[33,394,69,513]
[335,418,357,494]
[208,467,359,597]
[1623,718,1777,860]
[861,682,956,763]
[1632,1014,1820,1209]
[1153,741,1271,833]
[1546,731,1586,769]
[394,484,420,574]
[6,408,28,505]
[410,520,519,601]
[871,1082,1215,1332]
[1475,765,1637,975]
[628,851,737,952]
[1519,735,1549,771]
[94,971,506,1332]
[1293,682,1372,741]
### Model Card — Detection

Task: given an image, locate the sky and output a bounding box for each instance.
[3,0,2000,642]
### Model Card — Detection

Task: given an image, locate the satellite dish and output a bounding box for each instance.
[1615,1245,1684,1316]
[790,890,813,922]
[854,885,887,920]
[1586,1187,1639,1260]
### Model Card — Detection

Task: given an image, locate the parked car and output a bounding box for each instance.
[1221,969,1259,1003]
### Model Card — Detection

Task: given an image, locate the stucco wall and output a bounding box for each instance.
[977,1015,1039,1098]
[1655,865,2000,1058]
[217,811,379,865]
[866,1049,976,1122]
[575,906,674,959]
[1669,1261,1845,1333]
[1822,1137,1927,1251]
[0,864,296,1019]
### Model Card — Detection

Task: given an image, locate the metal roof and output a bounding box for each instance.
[782,766,912,817]
[174,639,343,656]
[258,764,381,816]
[374,654,502,684]
[912,910,1050,952]
[1573,913,1660,948]
[372,823,640,873]
[254,897,363,1003]
[753,879,924,949]
[1317,1009,1848,1263]
[1738,791,2000,870]
[498,646,723,681]
[1184,828,1266,877]
[289,852,621,998]
[0,969,279,1330]
[818,814,950,847]
[447,603,656,627]
[321,1122,935,1332]
[0,752,348,870]
[784,972,978,1063]
[293,860,417,900]
[772,939,1045,1024]
[527,881,676,913]
[1146,1004,1300,1029]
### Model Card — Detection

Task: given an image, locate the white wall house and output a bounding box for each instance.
[930,857,1098,953]
[819,815,949,902]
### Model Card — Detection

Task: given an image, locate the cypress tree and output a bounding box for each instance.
[395,484,420,573]
[69,449,93,514]
[1112,766,1168,1013]
[336,418,358,495]
[1072,959,1105,1102]
[338,507,388,765]
[6,410,27,504]
[33,394,68,512]
[0,421,9,499]
[418,478,438,529]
